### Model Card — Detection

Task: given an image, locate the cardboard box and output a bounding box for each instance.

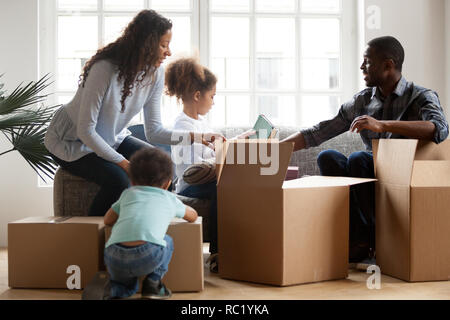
[374,139,450,282]
[215,140,375,286]
[105,217,204,292]
[8,217,105,289]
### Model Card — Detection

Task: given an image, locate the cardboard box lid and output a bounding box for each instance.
[373,139,450,186]
[283,176,377,189]
[411,161,450,187]
[9,216,104,227]
[216,140,294,189]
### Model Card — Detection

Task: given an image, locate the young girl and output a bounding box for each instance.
[165,58,252,272]
[44,10,221,217]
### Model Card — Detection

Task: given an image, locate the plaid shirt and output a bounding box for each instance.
[301,77,449,151]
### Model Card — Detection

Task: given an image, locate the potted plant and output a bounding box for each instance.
[0,74,58,181]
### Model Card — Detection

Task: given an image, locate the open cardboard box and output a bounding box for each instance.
[373,139,450,282]
[215,140,375,286]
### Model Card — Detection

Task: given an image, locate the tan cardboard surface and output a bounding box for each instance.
[217,140,373,286]
[411,161,450,187]
[283,176,376,189]
[217,141,293,189]
[374,139,450,282]
[375,183,411,281]
[8,217,105,289]
[105,218,204,292]
[410,188,450,281]
[374,139,418,186]
[283,187,349,285]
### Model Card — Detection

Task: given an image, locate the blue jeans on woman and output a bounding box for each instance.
[179,181,218,254]
[50,135,152,216]
[317,150,375,251]
[104,235,174,299]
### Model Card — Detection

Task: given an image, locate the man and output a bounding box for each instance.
[282,36,449,264]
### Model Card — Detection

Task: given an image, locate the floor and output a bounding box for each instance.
[1,246,449,300]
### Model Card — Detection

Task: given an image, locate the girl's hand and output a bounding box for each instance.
[190,132,226,149]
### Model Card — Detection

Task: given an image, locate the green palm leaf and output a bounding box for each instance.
[6,125,58,181]
[0,75,58,182]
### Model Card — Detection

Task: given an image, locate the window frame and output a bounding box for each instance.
[201,0,358,127]
[39,0,358,127]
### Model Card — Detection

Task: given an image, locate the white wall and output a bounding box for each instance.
[364,0,448,118]
[0,0,53,247]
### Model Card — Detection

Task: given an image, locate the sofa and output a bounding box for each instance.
[53,125,365,242]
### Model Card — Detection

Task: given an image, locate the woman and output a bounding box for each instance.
[45,10,220,217]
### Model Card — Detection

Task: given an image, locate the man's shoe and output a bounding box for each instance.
[356,257,377,271]
[141,277,172,300]
[349,242,370,263]
[81,271,111,300]
[206,253,219,274]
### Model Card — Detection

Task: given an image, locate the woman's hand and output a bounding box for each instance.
[117,159,130,175]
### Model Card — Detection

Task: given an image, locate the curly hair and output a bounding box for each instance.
[79,10,172,112]
[129,147,173,187]
[165,57,217,102]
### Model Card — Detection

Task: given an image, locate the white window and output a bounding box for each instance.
[39,0,358,129]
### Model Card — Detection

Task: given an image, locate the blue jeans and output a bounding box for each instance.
[317,150,375,250]
[50,135,153,216]
[179,181,218,254]
[104,235,174,299]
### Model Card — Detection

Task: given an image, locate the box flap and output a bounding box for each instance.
[61,216,104,225]
[414,140,450,160]
[411,161,450,187]
[9,217,69,224]
[217,140,294,188]
[283,176,376,189]
[374,139,418,185]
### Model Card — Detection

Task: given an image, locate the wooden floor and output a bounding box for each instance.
[1,247,449,300]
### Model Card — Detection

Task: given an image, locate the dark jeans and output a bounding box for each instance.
[317,150,375,250]
[104,236,173,299]
[179,181,218,254]
[50,135,153,216]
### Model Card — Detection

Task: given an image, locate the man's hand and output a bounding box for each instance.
[350,115,385,134]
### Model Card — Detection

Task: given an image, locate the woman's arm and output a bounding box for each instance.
[76,60,127,165]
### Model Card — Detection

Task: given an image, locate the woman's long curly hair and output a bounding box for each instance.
[79,10,172,112]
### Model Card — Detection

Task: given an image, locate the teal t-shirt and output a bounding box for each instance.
[105,186,186,248]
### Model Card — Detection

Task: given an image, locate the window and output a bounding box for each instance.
[39,0,357,129]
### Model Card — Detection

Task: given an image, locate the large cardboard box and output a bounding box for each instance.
[105,217,204,292]
[373,139,450,282]
[8,217,105,289]
[216,140,375,286]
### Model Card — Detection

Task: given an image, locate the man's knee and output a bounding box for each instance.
[317,150,341,168]
[347,152,374,177]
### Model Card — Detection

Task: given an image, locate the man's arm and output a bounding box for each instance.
[350,115,436,140]
[281,132,307,152]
